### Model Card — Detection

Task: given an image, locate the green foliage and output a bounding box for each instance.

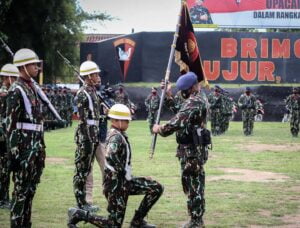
[0,0,112,83]
[0,121,299,227]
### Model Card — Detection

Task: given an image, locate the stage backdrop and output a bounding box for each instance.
[80,31,300,84]
[186,0,300,28]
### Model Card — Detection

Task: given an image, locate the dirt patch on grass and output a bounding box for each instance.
[208,168,289,182]
[46,157,68,164]
[280,213,300,227]
[240,143,300,153]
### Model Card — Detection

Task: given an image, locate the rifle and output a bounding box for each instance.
[149,2,184,159]
[0,37,63,121]
[57,50,111,109]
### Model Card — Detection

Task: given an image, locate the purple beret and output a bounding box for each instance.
[176,72,198,90]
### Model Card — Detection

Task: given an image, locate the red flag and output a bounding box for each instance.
[175,2,208,87]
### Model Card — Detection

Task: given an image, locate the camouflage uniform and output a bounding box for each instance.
[0,85,10,207]
[145,91,160,133]
[220,94,234,133]
[161,91,208,226]
[69,127,163,227]
[285,90,300,137]
[114,88,136,112]
[73,84,101,208]
[208,92,223,135]
[190,4,213,24]
[6,77,46,227]
[238,92,257,136]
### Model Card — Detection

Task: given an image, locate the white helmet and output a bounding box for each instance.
[0,63,20,77]
[80,61,101,76]
[108,104,132,120]
[13,48,41,67]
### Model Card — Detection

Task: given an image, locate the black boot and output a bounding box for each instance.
[182,218,204,228]
[67,207,89,228]
[130,210,156,228]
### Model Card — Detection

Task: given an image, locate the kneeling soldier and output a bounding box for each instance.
[68,104,164,228]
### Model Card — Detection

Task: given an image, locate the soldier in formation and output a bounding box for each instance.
[114,83,136,115]
[238,87,257,136]
[153,72,211,228]
[220,90,235,134]
[285,87,300,137]
[73,60,103,212]
[68,104,163,228]
[6,48,46,227]
[208,85,223,136]
[0,63,19,209]
[144,87,160,134]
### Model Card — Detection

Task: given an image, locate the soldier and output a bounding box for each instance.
[85,83,111,208]
[254,98,264,122]
[238,87,257,136]
[73,61,103,212]
[285,87,300,137]
[68,104,164,228]
[144,87,160,134]
[220,90,235,133]
[208,85,223,136]
[0,64,19,209]
[114,83,136,115]
[153,72,210,228]
[190,0,213,24]
[7,48,45,227]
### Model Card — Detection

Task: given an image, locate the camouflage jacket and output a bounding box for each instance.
[145,93,160,112]
[159,92,207,158]
[285,94,300,112]
[164,91,185,114]
[208,92,223,111]
[6,77,45,157]
[238,94,257,111]
[114,90,135,110]
[0,85,8,141]
[75,84,101,143]
[105,127,132,180]
[190,5,213,24]
[222,95,234,115]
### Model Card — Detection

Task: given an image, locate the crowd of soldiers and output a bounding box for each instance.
[0,46,299,228]
[41,85,74,130]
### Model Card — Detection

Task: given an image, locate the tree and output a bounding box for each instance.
[0,0,112,83]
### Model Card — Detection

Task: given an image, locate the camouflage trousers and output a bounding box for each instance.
[85,171,164,227]
[210,110,221,136]
[290,110,300,136]
[180,157,205,221]
[147,112,157,134]
[73,140,98,208]
[0,140,10,204]
[242,110,255,135]
[10,149,45,228]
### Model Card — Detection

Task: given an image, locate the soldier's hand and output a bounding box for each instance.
[200,14,208,21]
[152,124,162,134]
[161,80,172,97]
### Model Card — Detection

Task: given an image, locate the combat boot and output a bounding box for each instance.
[67,207,89,228]
[130,210,156,228]
[80,203,100,213]
[182,218,204,228]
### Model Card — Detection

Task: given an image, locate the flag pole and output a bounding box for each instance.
[149,1,186,159]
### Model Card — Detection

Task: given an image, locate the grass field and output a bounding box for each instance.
[0,121,299,228]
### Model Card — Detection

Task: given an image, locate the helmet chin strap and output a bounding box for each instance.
[23,65,31,79]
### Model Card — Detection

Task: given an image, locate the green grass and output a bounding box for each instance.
[0,121,299,227]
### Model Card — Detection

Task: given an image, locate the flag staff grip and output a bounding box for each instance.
[149,1,186,159]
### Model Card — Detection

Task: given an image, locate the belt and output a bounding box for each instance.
[16,122,43,132]
[86,119,99,126]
